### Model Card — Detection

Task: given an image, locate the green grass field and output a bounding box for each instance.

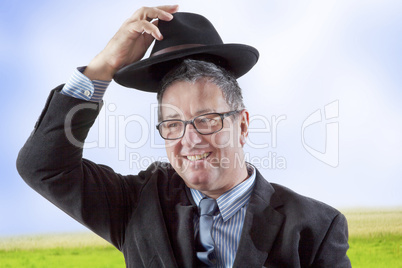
[343,208,402,268]
[1,208,401,267]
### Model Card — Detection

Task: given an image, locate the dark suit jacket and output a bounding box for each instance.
[17,87,351,267]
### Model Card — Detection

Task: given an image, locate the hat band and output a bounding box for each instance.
[151,44,205,57]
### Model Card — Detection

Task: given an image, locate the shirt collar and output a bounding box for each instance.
[190,164,256,222]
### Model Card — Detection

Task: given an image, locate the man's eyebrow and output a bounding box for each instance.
[164,113,181,120]
[163,109,215,120]
[195,108,214,115]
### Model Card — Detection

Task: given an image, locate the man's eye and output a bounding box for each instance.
[167,122,179,128]
[197,117,219,127]
[199,118,212,123]
[196,118,213,125]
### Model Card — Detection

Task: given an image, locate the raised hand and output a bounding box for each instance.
[84,5,179,81]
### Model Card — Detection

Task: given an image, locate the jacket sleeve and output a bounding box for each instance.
[16,86,145,250]
[312,212,351,268]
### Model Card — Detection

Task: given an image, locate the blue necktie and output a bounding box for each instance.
[197,197,219,266]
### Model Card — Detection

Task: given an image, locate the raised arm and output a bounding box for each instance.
[16,5,178,250]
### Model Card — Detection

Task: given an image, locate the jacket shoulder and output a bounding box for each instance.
[270,183,341,223]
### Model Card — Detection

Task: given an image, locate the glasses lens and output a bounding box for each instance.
[159,120,185,139]
[194,113,223,134]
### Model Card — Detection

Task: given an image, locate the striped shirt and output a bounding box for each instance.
[61,67,110,102]
[191,165,256,268]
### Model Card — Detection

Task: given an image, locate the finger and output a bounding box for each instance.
[146,5,179,21]
[146,19,161,43]
[150,5,178,22]
[155,4,179,15]
[142,26,157,48]
[131,5,178,23]
[129,20,163,40]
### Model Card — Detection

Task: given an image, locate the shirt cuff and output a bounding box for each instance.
[61,66,110,102]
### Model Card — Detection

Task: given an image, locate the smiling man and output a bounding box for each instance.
[159,63,250,199]
[17,5,351,268]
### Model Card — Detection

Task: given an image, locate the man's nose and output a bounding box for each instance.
[181,123,202,147]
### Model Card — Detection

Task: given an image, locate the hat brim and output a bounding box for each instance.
[113,43,259,92]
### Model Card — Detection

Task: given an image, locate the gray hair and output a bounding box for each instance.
[157,59,245,121]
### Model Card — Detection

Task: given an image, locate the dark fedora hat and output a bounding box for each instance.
[113,12,259,92]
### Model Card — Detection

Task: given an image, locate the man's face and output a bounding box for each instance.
[161,79,249,197]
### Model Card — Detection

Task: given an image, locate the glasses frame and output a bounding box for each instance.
[156,110,241,140]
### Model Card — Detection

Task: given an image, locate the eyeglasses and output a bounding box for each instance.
[156,110,240,140]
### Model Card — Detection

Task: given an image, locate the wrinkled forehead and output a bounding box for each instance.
[159,80,229,120]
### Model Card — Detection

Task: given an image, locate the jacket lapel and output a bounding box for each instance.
[175,201,197,266]
[233,169,285,267]
[168,173,198,267]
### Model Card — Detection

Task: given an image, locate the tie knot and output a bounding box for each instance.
[199,197,219,216]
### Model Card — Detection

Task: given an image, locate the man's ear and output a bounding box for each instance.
[239,109,249,147]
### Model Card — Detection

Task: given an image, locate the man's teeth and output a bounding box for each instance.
[187,152,210,161]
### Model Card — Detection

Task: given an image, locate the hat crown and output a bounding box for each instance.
[113,12,259,92]
[151,12,223,55]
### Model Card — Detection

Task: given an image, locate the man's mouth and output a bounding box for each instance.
[186,152,211,161]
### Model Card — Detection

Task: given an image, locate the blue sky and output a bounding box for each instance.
[1,0,401,235]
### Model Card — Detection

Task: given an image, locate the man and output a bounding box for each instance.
[17,5,351,268]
